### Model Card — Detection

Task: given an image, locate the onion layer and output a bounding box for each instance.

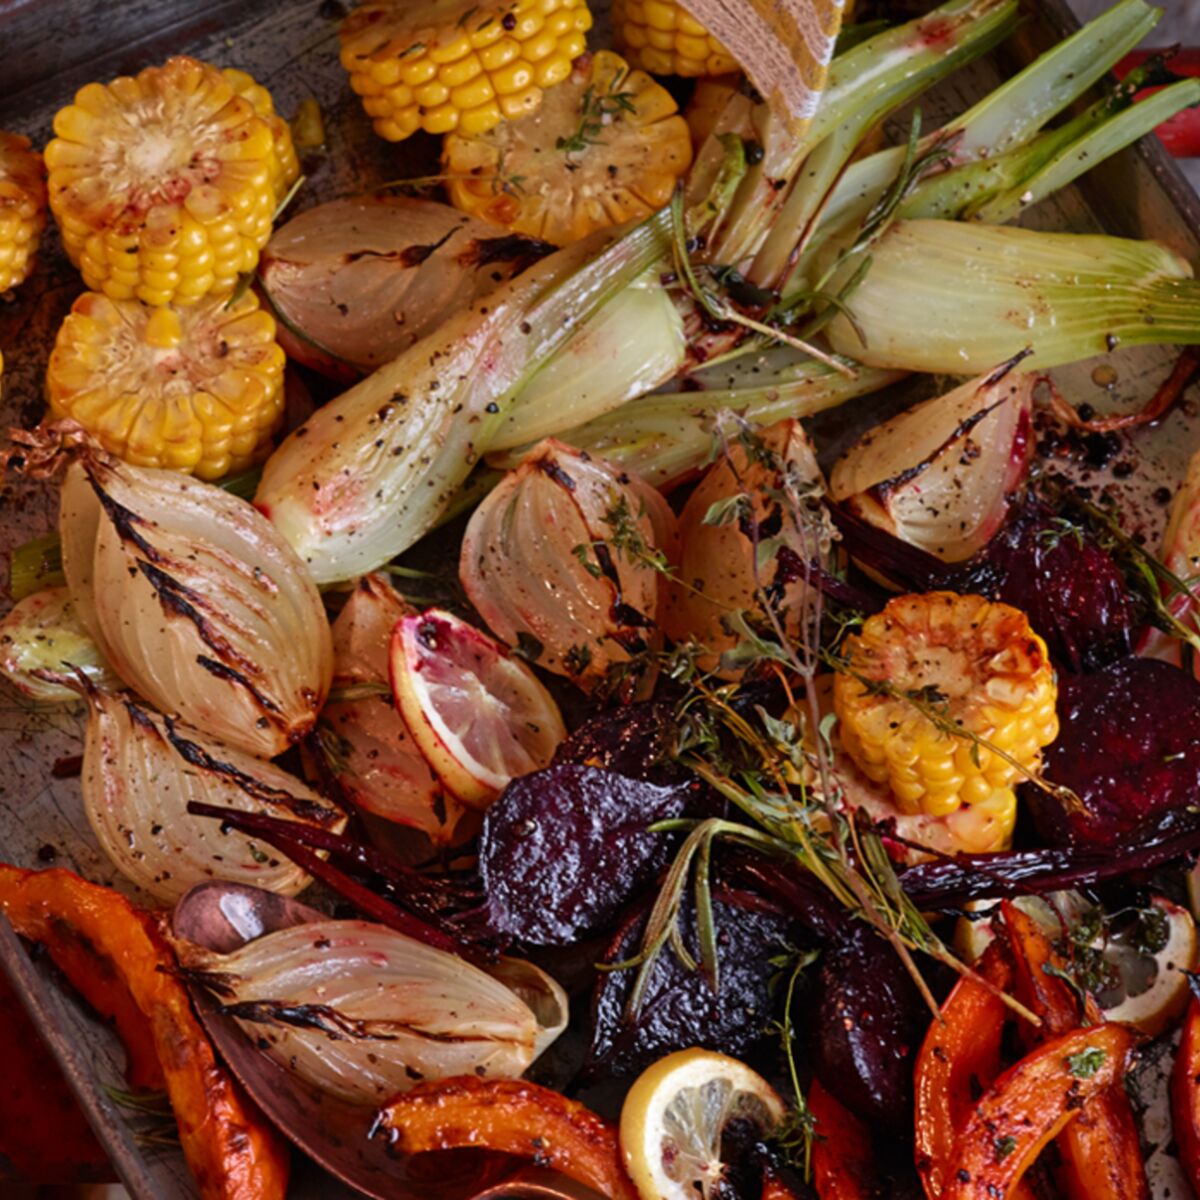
[57,437,332,758]
[0,586,121,702]
[178,919,557,1106]
[317,574,473,847]
[829,366,1033,563]
[81,689,345,904]
[460,439,675,692]
[664,417,827,674]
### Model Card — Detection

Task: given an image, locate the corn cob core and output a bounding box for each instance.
[612,0,736,78]
[340,0,593,142]
[0,132,47,293]
[46,290,285,480]
[222,67,301,205]
[443,49,692,245]
[833,591,1059,833]
[44,57,280,307]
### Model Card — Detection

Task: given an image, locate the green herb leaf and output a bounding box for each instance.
[1066,1046,1107,1079]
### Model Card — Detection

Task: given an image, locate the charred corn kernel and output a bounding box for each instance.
[222,67,301,205]
[833,592,1058,843]
[612,0,736,77]
[44,57,280,307]
[444,49,691,245]
[46,290,285,479]
[0,132,47,293]
[340,0,593,143]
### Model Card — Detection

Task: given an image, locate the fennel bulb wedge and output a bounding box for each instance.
[256,213,670,585]
[826,220,1200,374]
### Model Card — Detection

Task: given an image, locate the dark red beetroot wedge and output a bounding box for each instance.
[1037,657,1200,846]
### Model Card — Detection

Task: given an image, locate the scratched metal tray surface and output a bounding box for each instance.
[2,0,1200,1197]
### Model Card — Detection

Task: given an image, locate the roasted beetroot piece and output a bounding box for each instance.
[1035,657,1200,845]
[812,923,926,1131]
[585,887,796,1081]
[552,699,682,785]
[951,497,1134,672]
[478,765,695,946]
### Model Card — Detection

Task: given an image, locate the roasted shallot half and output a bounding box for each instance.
[15,428,334,758]
[830,365,1034,563]
[663,417,828,675]
[460,439,676,693]
[316,574,472,847]
[80,687,345,903]
[0,585,120,702]
[177,919,566,1106]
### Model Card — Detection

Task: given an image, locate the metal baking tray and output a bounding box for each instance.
[2,0,1200,1196]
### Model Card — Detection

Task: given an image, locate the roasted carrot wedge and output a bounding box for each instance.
[809,1076,876,1199]
[0,864,289,1200]
[943,1023,1135,1200]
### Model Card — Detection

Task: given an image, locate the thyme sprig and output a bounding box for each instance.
[557,75,637,155]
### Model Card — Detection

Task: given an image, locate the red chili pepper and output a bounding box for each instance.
[1116,50,1200,158]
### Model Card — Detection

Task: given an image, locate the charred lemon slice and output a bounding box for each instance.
[619,1048,784,1200]
[443,49,692,245]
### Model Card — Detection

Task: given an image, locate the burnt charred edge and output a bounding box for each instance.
[460,233,557,273]
[218,999,510,1047]
[591,542,656,632]
[122,697,164,737]
[137,560,263,680]
[872,392,1014,501]
[162,714,337,823]
[983,347,1034,387]
[534,456,577,491]
[89,474,161,563]
[195,655,284,720]
[343,226,458,269]
[217,999,399,1042]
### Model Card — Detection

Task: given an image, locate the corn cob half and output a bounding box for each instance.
[222,67,301,206]
[44,57,281,307]
[46,290,285,480]
[833,591,1058,844]
[443,49,692,245]
[340,0,593,142]
[612,0,736,78]
[0,132,47,294]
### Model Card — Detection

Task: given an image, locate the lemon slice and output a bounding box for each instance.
[619,1048,784,1200]
[389,607,566,809]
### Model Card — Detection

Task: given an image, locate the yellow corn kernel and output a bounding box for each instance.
[46,289,285,480]
[222,67,301,205]
[339,0,593,143]
[0,132,47,293]
[833,591,1059,849]
[45,57,282,307]
[612,0,736,77]
[443,49,692,245]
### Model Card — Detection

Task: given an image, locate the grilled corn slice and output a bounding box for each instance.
[443,49,691,245]
[44,57,280,307]
[612,0,736,77]
[46,290,285,479]
[222,67,301,205]
[833,592,1058,835]
[340,0,593,143]
[0,132,47,293]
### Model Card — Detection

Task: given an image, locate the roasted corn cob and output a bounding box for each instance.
[0,132,47,294]
[222,67,301,205]
[443,49,692,245]
[44,57,281,307]
[46,290,285,479]
[340,0,593,142]
[611,0,736,77]
[833,592,1058,843]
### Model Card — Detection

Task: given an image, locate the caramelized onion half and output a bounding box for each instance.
[178,919,559,1106]
[664,418,827,674]
[58,442,332,757]
[81,689,345,903]
[829,366,1034,562]
[460,440,675,692]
